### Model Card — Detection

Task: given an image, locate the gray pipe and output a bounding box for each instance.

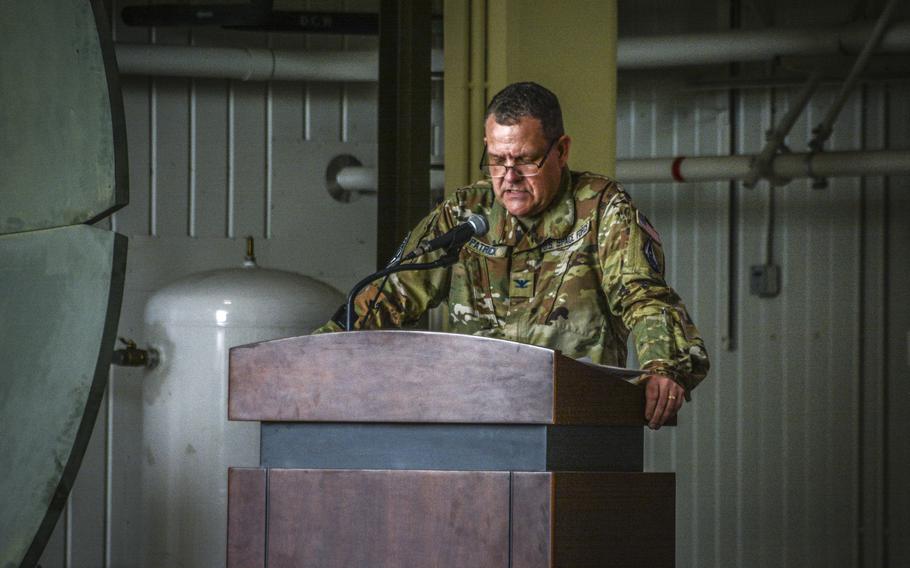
[617,20,910,68]
[114,21,910,80]
[809,0,901,151]
[335,151,910,191]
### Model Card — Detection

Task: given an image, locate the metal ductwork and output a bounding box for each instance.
[114,21,910,80]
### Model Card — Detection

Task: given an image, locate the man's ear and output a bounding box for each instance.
[557,135,572,167]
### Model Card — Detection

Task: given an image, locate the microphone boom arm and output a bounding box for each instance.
[344,253,459,331]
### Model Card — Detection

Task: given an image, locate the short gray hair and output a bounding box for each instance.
[484,82,564,141]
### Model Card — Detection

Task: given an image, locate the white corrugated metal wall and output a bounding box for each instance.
[622,1,910,567]
[38,0,909,566]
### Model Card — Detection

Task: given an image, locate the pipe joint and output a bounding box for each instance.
[747,152,792,189]
[803,152,829,189]
[112,337,160,369]
[808,124,833,153]
[746,146,789,188]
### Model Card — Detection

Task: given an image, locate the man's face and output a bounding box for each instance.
[484,115,571,218]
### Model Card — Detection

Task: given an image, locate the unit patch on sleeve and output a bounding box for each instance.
[540,221,591,253]
[643,239,662,274]
[636,211,662,245]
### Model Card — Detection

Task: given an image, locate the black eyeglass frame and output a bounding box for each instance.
[478,137,560,179]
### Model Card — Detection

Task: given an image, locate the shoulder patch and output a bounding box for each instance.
[541,221,591,253]
[466,238,508,258]
[636,211,662,245]
[643,239,662,273]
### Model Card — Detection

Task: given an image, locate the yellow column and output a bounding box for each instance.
[445,0,617,194]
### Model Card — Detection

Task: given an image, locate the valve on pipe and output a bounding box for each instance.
[112,337,160,369]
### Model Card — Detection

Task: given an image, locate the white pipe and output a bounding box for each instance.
[616,20,910,68]
[115,43,443,81]
[616,150,910,183]
[336,167,445,194]
[615,157,756,183]
[335,166,378,192]
[114,44,378,81]
[114,21,910,80]
[743,72,823,188]
[809,0,901,151]
[336,151,910,190]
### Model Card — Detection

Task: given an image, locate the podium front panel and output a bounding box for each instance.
[228,468,675,567]
[267,469,510,568]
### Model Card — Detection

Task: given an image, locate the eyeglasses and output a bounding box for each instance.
[479,138,559,178]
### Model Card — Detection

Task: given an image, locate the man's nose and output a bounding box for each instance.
[504,166,523,183]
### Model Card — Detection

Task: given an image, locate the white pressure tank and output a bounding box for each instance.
[140,249,343,567]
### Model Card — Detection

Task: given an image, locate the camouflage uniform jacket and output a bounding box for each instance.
[317,169,709,393]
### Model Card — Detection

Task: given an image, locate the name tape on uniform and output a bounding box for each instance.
[540,221,591,253]
[466,238,508,258]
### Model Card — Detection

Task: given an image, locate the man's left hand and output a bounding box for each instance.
[643,374,685,430]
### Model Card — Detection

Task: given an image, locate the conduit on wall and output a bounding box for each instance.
[616,20,910,68]
[333,150,910,191]
[336,167,444,193]
[616,150,910,184]
[114,43,443,81]
[808,0,902,152]
[114,21,910,80]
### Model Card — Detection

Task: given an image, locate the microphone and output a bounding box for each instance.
[402,214,489,261]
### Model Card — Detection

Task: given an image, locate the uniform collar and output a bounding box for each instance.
[484,167,575,249]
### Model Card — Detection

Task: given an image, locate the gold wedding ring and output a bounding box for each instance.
[667,395,677,400]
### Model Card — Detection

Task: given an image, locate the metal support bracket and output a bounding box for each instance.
[808,0,899,154]
[743,72,822,189]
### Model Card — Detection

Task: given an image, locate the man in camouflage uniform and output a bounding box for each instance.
[317,82,709,429]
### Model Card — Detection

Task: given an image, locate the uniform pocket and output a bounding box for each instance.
[538,246,606,334]
[449,253,497,331]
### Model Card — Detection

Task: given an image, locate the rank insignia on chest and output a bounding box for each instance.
[509,272,535,298]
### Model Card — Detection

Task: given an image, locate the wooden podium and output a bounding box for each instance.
[226,331,674,567]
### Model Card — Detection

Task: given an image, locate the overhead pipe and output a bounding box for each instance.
[336,167,445,193]
[114,21,910,80]
[742,72,823,188]
[115,43,378,81]
[334,151,910,192]
[616,150,910,184]
[809,0,901,152]
[617,20,910,68]
[114,43,443,81]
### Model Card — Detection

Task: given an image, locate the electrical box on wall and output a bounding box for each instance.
[750,264,781,298]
